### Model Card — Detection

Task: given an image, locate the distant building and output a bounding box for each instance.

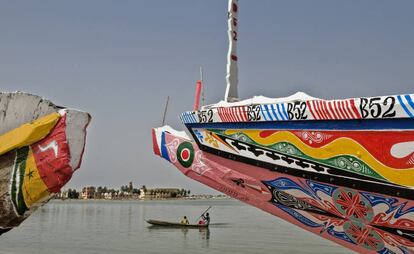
[57,190,69,199]
[81,186,96,199]
[138,188,183,199]
[104,192,113,200]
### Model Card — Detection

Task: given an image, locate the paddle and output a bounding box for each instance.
[194,206,212,224]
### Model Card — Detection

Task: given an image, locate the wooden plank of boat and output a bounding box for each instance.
[146,219,208,228]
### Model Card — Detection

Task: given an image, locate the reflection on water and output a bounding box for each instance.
[0,199,350,254]
[148,225,210,245]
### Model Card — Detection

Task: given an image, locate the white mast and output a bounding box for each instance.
[224,0,239,102]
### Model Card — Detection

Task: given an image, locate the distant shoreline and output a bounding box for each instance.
[52,196,231,202]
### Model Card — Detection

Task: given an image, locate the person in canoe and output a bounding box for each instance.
[199,212,210,225]
[180,216,189,224]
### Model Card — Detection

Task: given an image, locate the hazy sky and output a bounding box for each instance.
[1,1,414,194]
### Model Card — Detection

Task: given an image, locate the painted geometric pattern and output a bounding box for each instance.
[224,132,385,181]
[192,128,414,187]
[153,129,414,253]
[181,94,414,123]
[264,177,414,254]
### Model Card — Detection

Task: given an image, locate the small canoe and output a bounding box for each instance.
[146,219,209,228]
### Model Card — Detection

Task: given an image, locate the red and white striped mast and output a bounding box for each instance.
[224,0,239,102]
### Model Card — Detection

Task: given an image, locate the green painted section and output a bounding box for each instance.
[212,131,386,181]
[177,142,195,168]
[11,146,29,216]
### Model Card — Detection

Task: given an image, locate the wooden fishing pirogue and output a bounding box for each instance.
[146,219,208,228]
[152,0,414,253]
[0,92,90,235]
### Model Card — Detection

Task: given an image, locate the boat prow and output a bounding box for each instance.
[0,92,91,235]
[152,0,414,253]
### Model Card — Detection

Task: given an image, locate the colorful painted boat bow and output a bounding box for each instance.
[0,92,90,234]
[153,92,414,254]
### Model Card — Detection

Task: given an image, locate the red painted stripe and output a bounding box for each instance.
[223,108,231,122]
[229,108,236,122]
[335,101,345,119]
[235,107,241,122]
[238,106,246,122]
[218,108,225,122]
[332,101,341,119]
[341,101,350,119]
[240,106,248,121]
[336,101,346,119]
[217,108,223,121]
[232,107,238,122]
[350,99,362,118]
[338,101,346,118]
[228,108,233,122]
[322,101,332,119]
[223,108,229,122]
[236,107,242,122]
[311,101,320,119]
[327,101,338,119]
[221,108,229,122]
[232,107,239,122]
[322,101,330,119]
[152,129,161,156]
[317,101,327,119]
[312,100,323,119]
[306,101,317,119]
[345,100,355,119]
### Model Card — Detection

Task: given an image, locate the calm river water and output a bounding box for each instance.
[0,199,351,254]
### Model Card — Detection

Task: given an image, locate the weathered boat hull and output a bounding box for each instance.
[0,92,90,234]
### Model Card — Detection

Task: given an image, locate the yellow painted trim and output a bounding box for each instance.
[224,130,414,187]
[22,148,50,207]
[0,113,60,156]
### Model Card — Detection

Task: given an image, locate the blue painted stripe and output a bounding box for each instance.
[281,103,289,120]
[180,114,186,123]
[398,95,414,118]
[190,113,196,123]
[260,105,268,121]
[184,113,189,123]
[265,105,274,120]
[277,204,322,228]
[160,132,170,161]
[405,94,414,112]
[186,118,414,130]
[270,104,279,120]
[277,104,286,120]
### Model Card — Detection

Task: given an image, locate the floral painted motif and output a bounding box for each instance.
[343,221,384,251]
[294,131,333,144]
[333,188,373,223]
